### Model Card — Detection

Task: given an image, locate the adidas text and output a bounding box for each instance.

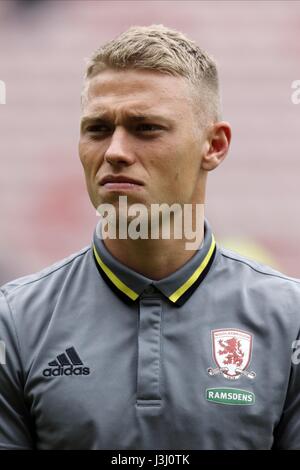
[43,365,90,377]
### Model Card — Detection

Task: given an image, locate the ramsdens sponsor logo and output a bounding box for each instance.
[206,388,255,405]
[43,346,90,377]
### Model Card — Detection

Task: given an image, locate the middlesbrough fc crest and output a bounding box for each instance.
[207,328,256,380]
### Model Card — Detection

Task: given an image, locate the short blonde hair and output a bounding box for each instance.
[81,24,221,126]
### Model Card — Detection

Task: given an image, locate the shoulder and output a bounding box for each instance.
[215,246,300,333]
[217,246,300,312]
[218,246,300,286]
[0,245,91,301]
[0,246,93,369]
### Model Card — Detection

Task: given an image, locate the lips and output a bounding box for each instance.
[100,175,144,186]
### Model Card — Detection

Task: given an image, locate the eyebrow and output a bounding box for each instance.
[80,111,172,129]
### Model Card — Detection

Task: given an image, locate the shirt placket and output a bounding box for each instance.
[136,286,163,407]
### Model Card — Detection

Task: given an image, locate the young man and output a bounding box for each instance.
[0,24,299,450]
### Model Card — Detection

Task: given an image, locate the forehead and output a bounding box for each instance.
[83,68,194,117]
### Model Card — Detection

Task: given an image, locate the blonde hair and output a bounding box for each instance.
[81,24,221,126]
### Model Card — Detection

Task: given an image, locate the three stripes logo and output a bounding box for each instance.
[43,346,90,377]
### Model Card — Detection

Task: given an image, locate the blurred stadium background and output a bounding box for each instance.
[0,0,300,284]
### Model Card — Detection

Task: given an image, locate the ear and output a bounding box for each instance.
[201,121,231,171]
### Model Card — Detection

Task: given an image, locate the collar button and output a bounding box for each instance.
[144,285,155,294]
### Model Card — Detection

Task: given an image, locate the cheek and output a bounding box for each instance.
[150,142,180,170]
[79,140,102,176]
[78,141,90,167]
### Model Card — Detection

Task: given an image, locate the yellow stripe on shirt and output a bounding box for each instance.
[93,244,139,301]
[168,235,216,303]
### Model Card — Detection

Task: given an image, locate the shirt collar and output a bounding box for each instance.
[92,217,217,306]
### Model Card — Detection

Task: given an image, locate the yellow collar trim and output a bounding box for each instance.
[93,244,139,301]
[93,234,215,303]
[168,234,216,303]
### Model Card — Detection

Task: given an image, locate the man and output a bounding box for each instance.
[0,24,300,450]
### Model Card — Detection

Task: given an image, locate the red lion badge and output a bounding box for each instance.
[208,329,256,380]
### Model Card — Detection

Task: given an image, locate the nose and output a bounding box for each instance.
[104,126,136,167]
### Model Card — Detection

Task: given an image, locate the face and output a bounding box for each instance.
[79,68,213,215]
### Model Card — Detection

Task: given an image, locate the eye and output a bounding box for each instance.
[86,124,110,133]
[136,124,162,133]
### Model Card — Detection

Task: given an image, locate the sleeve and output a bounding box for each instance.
[0,291,34,449]
[272,331,300,449]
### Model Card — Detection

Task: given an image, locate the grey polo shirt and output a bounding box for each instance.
[1,218,300,450]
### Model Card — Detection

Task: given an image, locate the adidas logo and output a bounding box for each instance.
[43,346,90,377]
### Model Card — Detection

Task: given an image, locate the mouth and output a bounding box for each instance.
[99,175,144,191]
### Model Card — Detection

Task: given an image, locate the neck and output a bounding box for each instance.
[102,206,205,280]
